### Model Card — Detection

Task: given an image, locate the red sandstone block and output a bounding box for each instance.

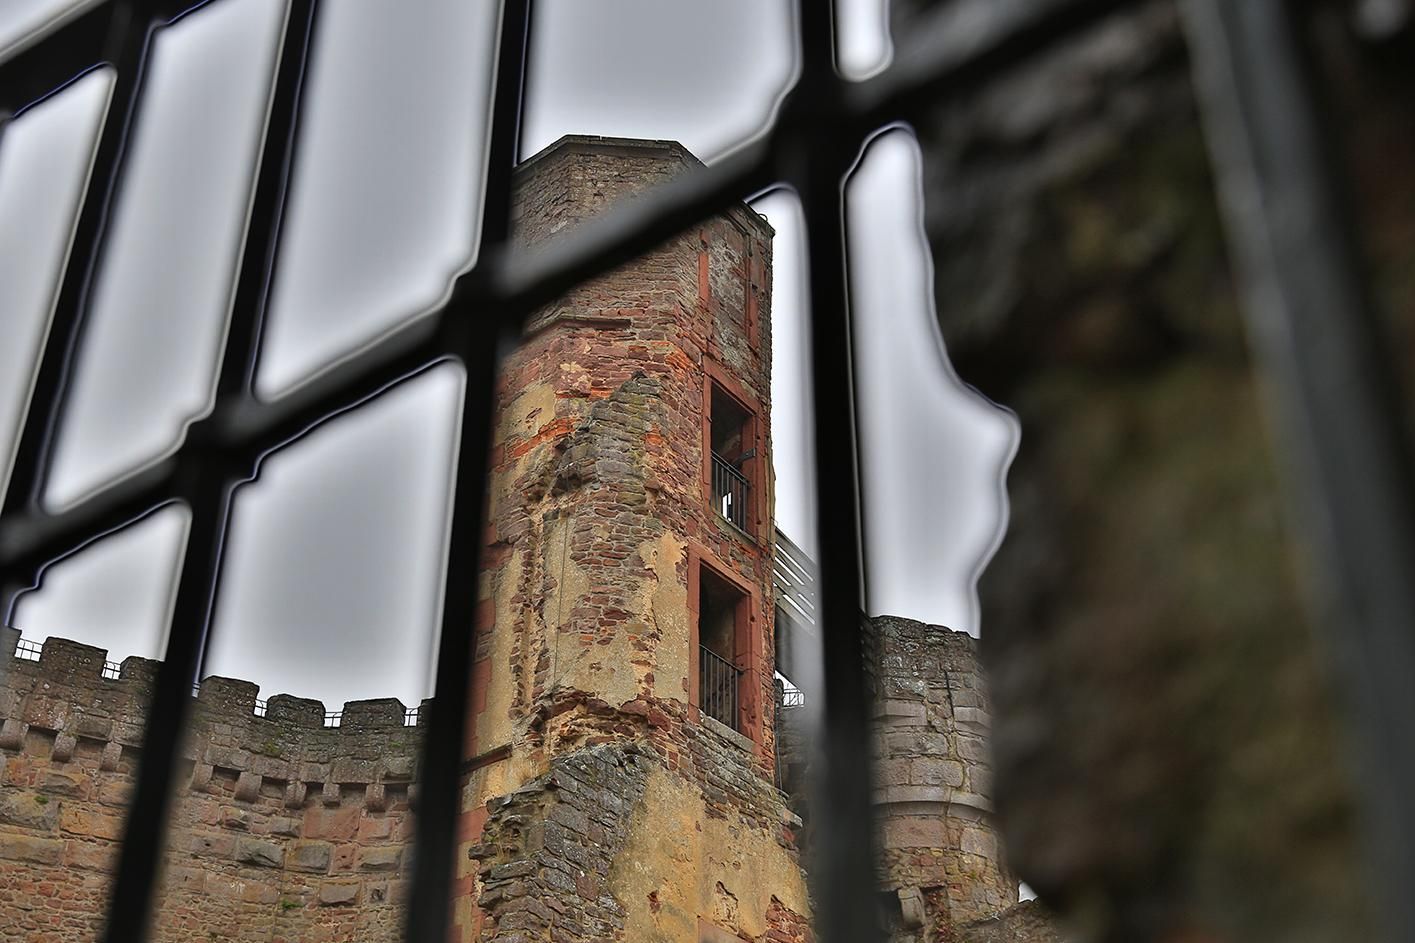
[0,833,64,869]
[62,840,115,873]
[331,843,358,872]
[303,805,360,842]
[59,806,123,841]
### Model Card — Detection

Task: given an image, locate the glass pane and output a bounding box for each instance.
[522,0,796,162]
[848,132,1017,633]
[10,506,188,660]
[844,132,1022,936]
[255,0,500,399]
[44,0,288,509]
[2,506,188,942]
[0,0,101,56]
[835,0,892,80]
[753,190,818,558]
[0,68,112,509]
[207,365,462,709]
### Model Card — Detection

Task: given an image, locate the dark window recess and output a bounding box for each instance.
[698,566,744,731]
[710,384,752,531]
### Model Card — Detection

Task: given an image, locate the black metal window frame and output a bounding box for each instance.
[3,1,1413,941]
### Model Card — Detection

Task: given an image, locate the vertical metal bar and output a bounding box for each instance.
[1182,2,1415,938]
[102,3,321,939]
[794,3,881,940]
[1,1,148,591]
[403,2,530,940]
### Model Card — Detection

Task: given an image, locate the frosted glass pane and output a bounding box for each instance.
[256,1,500,399]
[523,0,796,161]
[753,189,817,557]
[847,132,1017,634]
[45,0,288,509]
[0,69,112,509]
[11,505,189,661]
[207,365,463,710]
[835,0,892,79]
[0,0,101,56]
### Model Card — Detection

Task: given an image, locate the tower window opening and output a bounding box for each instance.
[709,383,753,532]
[698,566,745,732]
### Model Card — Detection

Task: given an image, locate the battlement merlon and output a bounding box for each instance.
[1,630,423,804]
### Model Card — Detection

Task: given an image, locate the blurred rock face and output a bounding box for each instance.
[893,1,1415,939]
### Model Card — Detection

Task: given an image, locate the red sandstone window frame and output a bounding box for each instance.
[686,541,766,756]
[701,357,766,542]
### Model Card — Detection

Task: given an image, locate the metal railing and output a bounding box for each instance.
[711,451,750,531]
[13,639,41,662]
[699,645,741,731]
[253,699,267,718]
[404,706,421,727]
[102,660,122,680]
[774,528,817,627]
[323,711,342,728]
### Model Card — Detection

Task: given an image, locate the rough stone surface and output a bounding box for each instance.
[0,632,420,943]
[891,1,1411,940]
[453,137,808,943]
[869,618,1015,931]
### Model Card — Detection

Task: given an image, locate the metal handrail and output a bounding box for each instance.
[711,451,750,531]
[699,645,741,731]
[774,527,817,626]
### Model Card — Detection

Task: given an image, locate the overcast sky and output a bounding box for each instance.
[1,0,1012,709]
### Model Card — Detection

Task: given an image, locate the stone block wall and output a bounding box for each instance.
[0,627,421,943]
[870,617,1014,933]
[453,136,806,943]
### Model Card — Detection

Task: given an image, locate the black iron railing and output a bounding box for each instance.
[699,645,741,731]
[711,450,750,531]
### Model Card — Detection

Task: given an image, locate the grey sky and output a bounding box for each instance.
[0,66,111,511]
[46,0,286,508]
[4,1,1010,708]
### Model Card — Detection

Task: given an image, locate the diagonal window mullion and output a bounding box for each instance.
[98,2,322,939]
[0,4,151,529]
[403,2,532,941]
[789,4,879,942]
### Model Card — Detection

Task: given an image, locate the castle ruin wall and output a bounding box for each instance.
[0,626,421,943]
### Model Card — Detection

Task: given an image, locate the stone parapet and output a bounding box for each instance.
[0,632,422,942]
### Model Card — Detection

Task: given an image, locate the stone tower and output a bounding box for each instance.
[455,136,809,943]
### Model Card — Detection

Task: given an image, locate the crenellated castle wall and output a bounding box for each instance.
[0,626,422,943]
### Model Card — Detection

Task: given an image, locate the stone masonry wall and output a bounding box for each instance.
[871,617,1014,938]
[453,137,806,943]
[0,627,421,943]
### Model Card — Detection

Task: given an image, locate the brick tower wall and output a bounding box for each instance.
[456,137,808,943]
[0,627,421,943]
